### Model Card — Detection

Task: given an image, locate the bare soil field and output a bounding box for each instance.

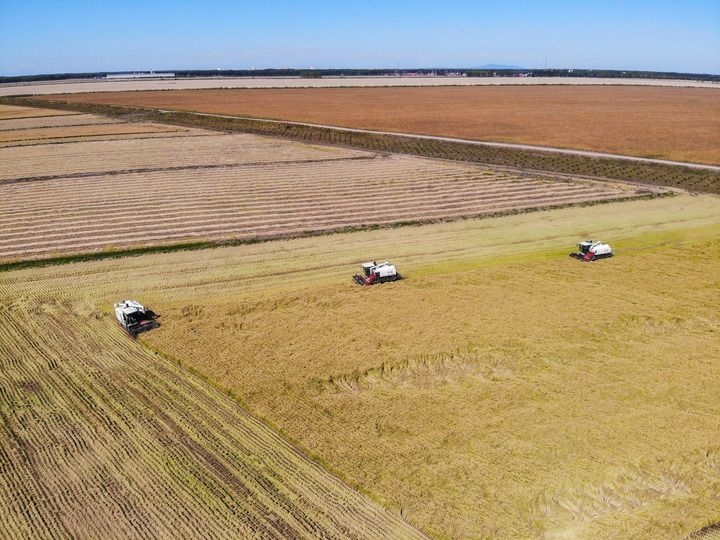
[1,76,718,97]
[0,152,643,261]
[0,275,426,539]
[54,86,720,165]
[3,195,716,538]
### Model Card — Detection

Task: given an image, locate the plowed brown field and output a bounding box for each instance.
[53,86,720,165]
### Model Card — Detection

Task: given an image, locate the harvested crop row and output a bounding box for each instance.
[0,289,427,539]
[0,155,642,261]
[0,133,373,182]
[0,122,194,144]
[0,186,626,249]
[0,113,121,131]
[0,104,80,120]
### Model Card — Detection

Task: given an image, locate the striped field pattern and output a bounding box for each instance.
[0,139,642,261]
[0,280,428,539]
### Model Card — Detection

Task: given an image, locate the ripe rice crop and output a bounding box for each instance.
[2,194,718,539]
[0,286,427,539]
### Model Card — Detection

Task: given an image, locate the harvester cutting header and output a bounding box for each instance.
[353,261,401,286]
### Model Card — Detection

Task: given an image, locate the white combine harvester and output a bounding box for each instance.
[353,261,401,286]
[570,240,613,262]
[114,300,159,336]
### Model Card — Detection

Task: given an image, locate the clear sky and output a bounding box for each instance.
[1,0,718,76]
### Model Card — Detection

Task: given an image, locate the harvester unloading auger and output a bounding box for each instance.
[114,300,159,337]
[570,240,613,262]
[353,261,401,286]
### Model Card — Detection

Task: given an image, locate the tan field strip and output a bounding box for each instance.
[1,76,718,98]
[0,113,121,131]
[0,153,644,261]
[54,86,720,164]
[0,133,371,181]
[0,122,193,144]
[0,104,80,120]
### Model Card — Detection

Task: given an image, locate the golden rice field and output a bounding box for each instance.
[0,282,427,539]
[3,194,717,538]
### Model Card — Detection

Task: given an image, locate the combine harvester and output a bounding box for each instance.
[570,240,613,262]
[114,299,159,337]
[353,261,401,286]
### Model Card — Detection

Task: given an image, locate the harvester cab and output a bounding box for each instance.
[570,240,613,262]
[114,300,159,337]
[353,261,401,286]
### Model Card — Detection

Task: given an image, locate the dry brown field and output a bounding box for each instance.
[0,113,120,131]
[53,86,720,165]
[0,105,80,120]
[0,132,369,181]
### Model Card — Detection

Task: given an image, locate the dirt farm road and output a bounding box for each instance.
[162,110,720,172]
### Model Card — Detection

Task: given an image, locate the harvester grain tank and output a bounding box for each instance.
[570,240,613,262]
[353,261,401,285]
[114,300,159,336]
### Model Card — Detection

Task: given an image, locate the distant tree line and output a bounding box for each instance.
[1,68,718,84]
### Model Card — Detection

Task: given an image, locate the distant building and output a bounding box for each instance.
[105,72,175,79]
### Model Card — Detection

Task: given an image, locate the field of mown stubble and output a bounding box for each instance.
[53,85,720,165]
[3,195,717,539]
[0,103,647,262]
[0,104,210,148]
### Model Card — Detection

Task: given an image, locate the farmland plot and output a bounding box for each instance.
[0,132,371,182]
[0,286,427,539]
[51,86,720,164]
[2,194,718,539]
[0,113,121,131]
[0,104,212,148]
[0,153,644,261]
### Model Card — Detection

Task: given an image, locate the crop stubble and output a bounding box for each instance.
[0,150,641,260]
[0,106,646,262]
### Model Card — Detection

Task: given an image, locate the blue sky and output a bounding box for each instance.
[1,1,718,76]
